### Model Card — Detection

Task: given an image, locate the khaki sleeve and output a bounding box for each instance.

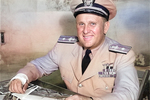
[17,63,42,83]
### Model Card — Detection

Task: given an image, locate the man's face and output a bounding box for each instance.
[76,14,109,49]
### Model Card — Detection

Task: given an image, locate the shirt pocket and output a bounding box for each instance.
[92,74,115,93]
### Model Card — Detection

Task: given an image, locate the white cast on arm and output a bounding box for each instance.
[10,73,29,85]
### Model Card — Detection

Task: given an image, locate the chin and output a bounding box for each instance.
[83,44,92,49]
[79,39,93,48]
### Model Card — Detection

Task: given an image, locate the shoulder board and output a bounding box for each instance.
[109,43,132,54]
[57,35,78,44]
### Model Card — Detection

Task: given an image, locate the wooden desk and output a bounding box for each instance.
[135,66,150,71]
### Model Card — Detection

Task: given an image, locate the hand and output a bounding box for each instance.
[9,79,28,94]
[65,94,92,100]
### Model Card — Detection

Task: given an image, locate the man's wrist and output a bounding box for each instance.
[10,73,28,85]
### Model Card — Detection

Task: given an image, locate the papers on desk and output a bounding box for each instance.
[11,85,65,100]
[12,93,59,100]
[0,95,5,100]
[0,80,70,100]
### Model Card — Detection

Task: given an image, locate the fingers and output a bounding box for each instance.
[23,82,28,92]
[9,79,27,94]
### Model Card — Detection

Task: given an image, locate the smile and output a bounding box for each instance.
[83,35,93,41]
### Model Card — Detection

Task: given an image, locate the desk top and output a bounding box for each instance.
[135,66,150,71]
[0,80,75,100]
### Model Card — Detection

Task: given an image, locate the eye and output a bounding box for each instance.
[91,22,96,26]
[79,22,84,26]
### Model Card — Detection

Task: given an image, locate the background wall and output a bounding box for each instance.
[0,0,150,81]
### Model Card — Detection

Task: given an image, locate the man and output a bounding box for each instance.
[9,0,139,100]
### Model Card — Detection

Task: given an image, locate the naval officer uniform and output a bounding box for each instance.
[10,0,139,100]
[14,36,139,100]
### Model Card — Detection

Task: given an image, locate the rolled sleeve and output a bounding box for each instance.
[31,44,59,76]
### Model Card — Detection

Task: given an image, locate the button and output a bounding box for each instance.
[78,84,83,87]
[105,86,109,90]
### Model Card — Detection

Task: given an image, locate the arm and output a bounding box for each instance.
[9,44,59,93]
[19,44,59,82]
[100,65,139,100]
[9,63,40,93]
[68,64,139,100]
[98,50,139,100]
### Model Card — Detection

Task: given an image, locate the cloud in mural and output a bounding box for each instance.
[117,1,149,32]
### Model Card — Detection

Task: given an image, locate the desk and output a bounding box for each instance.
[135,66,150,100]
[0,80,75,100]
[135,66,150,71]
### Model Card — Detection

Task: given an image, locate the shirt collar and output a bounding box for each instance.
[82,38,106,59]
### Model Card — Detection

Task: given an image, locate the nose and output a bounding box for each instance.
[83,25,90,34]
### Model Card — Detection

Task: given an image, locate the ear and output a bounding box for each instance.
[104,21,110,34]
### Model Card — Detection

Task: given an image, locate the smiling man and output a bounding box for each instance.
[9,0,139,100]
[76,14,109,50]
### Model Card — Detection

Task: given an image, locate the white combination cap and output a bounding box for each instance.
[70,0,117,20]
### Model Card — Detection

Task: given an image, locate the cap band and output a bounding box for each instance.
[74,3,110,20]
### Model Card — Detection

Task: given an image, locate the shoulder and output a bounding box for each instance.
[106,37,132,54]
[52,35,79,52]
[57,35,78,44]
[109,43,132,54]
[105,37,135,64]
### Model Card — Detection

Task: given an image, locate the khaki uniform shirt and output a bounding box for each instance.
[18,37,139,100]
